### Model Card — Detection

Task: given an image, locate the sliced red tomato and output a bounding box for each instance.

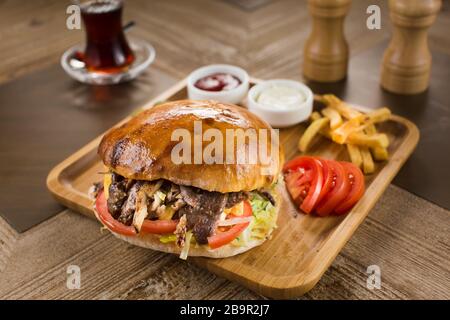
[283,156,324,214]
[208,200,252,249]
[141,219,179,234]
[95,191,137,236]
[315,160,351,216]
[284,169,308,206]
[316,159,334,205]
[334,162,365,214]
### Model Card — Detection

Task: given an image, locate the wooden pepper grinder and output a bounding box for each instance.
[381,0,441,95]
[303,0,351,82]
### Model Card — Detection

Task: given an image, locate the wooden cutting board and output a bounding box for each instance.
[47,78,419,298]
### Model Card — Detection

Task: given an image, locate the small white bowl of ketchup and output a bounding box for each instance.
[187,64,249,104]
[247,79,313,128]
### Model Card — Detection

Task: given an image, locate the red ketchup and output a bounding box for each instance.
[194,73,242,92]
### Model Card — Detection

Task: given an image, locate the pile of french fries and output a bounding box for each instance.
[298,94,391,174]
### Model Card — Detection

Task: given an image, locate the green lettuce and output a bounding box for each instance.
[233,191,277,247]
[249,192,277,240]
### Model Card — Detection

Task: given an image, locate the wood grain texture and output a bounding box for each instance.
[0,217,18,273]
[0,0,449,300]
[0,210,261,300]
[1,0,450,85]
[46,80,420,298]
[1,184,448,300]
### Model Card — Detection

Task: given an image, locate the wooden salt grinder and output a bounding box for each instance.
[303,0,351,82]
[381,0,442,95]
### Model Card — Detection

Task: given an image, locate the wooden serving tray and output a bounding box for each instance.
[47,78,419,298]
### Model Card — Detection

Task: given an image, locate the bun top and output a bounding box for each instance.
[98,100,283,193]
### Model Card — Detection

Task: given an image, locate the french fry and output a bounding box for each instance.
[330,108,391,144]
[303,94,392,175]
[310,111,322,122]
[364,123,377,135]
[309,112,333,139]
[313,94,327,105]
[353,107,392,132]
[346,132,389,149]
[321,107,343,129]
[299,117,329,152]
[346,144,363,168]
[330,116,364,144]
[372,147,389,161]
[365,124,389,161]
[367,107,391,122]
[322,94,362,119]
[360,147,375,174]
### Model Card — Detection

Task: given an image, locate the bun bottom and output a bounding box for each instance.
[94,184,282,259]
[112,232,267,258]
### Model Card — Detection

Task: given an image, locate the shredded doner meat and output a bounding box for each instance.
[175,215,187,247]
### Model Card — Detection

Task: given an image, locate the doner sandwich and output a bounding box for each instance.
[92,100,283,259]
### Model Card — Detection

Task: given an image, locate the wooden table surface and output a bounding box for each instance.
[0,0,449,299]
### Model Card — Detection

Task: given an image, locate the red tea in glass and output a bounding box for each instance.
[79,0,135,73]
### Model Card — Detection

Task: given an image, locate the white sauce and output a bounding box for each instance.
[256,85,306,110]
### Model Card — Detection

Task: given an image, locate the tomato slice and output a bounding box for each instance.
[284,170,307,206]
[316,159,334,205]
[208,200,252,249]
[283,156,324,214]
[141,219,179,234]
[334,162,365,214]
[315,160,351,216]
[95,191,179,235]
[95,191,137,236]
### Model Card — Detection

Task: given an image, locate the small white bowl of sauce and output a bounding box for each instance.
[247,79,313,128]
[187,64,249,104]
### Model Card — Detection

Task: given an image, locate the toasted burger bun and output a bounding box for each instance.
[98,100,283,193]
[94,182,283,258]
